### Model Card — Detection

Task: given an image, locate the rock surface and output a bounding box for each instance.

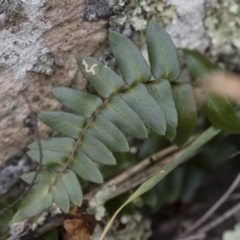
[0,0,108,165]
[166,0,209,51]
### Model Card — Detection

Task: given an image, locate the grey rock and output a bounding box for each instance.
[0,153,30,196]
[83,0,113,22]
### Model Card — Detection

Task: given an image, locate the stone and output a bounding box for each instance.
[0,153,30,196]
[0,0,108,165]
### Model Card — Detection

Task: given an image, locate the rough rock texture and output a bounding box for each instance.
[0,0,108,165]
[0,153,30,195]
[166,0,209,51]
[83,0,112,21]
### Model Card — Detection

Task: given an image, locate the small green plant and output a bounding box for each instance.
[9,21,240,226]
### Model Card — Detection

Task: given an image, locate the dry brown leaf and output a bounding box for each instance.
[63,200,96,240]
[64,219,90,240]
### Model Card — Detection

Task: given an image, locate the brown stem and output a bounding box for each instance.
[47,98,109,192]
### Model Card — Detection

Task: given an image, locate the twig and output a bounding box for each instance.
[197,202,240,233]
[85,134,198,199]
[33,215,64,238]
[229,151,240,159]
[6,225,30,240]
[110,145,201,200]
[0,91,43,215]
[177,233,206,240]
[181,172,240,236]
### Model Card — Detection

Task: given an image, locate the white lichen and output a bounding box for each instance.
[0,0,51,79]
[87,184,116,221]
[9,211,48,235]
[8,203,61,235]
[130,16,147,31]
[222,223,240,240]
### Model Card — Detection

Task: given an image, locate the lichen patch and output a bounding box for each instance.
[0,0,51,79]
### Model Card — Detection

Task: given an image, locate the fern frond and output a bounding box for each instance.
[12,20,240,230]
[12,21,198,222]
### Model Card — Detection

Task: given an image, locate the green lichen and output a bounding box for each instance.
[109,0,177,32]
[205,0,240,55]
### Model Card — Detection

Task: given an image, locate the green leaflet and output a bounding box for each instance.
[147,79,178,140]
[76,56,125,98]
[102,96,148,139]
[122,83,166,135]
[21,170,82,207]
[51,178,70,213]
[109,31,151,85]
[28,138,74,154]
[52,87,102,118]
[39,112,86,139]
[87,115,129,152]
[70,150,103,183]
[60,170,83,207]
[12,183,53,222]
[172,83,197,147]
[27,150,67,166]
[146,21,180,81]
[79,134,116,165]
[203,94,240,133]
[21,170,52,184]
[183,49,219,79]
[24,170,70,213]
